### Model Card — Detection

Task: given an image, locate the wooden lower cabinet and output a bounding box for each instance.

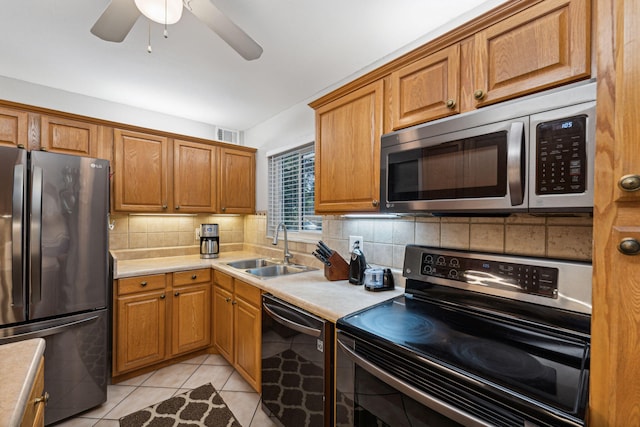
[21,356,45,427]
[213,271,261,392]
[113,269,212,377]
[115,275,167,374]
[171,270,212,355]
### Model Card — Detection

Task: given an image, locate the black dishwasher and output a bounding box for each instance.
[261,294,334,427]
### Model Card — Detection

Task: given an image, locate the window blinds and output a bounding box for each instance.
[267,143,321,237]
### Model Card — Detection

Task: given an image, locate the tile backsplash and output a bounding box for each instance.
[243,213,593,269]
[108,214,244,250]
[109,213,592,269]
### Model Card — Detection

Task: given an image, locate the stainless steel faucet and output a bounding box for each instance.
[272,222,292,264]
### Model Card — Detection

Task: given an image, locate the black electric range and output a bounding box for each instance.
[336,245,591,427]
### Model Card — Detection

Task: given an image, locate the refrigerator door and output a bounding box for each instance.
[0,146,27,326]
[29,151,109,320]
[0,310,108,424]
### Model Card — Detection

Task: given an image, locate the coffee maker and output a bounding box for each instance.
[200,224,219,259]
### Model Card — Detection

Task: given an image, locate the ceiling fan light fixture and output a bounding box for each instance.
[135,0,183,25]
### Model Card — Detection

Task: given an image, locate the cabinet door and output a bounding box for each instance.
[171,283,211,355]
[113,129,169,212]
[473,0,590,106]
[315,80,384,213]
[0,106,27,148]
[40,116,98,157]
[115,291,167,374]
[219,147,255,214]
[174,140,218,213]
[234,295,261,392]
[390,44,460,130]
[212,284,234,363]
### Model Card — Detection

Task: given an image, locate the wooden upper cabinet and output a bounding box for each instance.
[390,44,461,130]
[113,129,169,212]
[0,106,27,148]
[315,80,384,213]
[40,115,98,157]
[472,0,591,107]
[174,139,218,213]
[219,147,255,214]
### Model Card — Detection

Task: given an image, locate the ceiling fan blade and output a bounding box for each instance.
[91,0,141,42]
[188,0,263,61]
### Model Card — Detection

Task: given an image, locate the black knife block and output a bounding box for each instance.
[324,251,350,281]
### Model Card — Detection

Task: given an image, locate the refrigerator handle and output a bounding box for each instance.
[12,164,25,307]
[30,166,43,303]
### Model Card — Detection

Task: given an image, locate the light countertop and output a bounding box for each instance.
[0,338,46,427]
[112,251,404,322]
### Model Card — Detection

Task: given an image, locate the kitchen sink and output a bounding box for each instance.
[226,258,281,269]
[245,264,316,278]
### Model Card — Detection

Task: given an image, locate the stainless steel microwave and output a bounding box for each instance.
[380,81,596,214]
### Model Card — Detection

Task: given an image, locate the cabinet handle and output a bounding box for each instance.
[232,300,237,305]
[446,99,456,109]
[618,238,640,255]
[162,204,168,209]
[17,143,25,149]
[191,274,197,280]
[174,291,180,296]
[160,294,166,299]
[619,175,640,192]
[140,281,147,287]
[175,205,181,210]
[221,207,226,212]
[473,89,485,100]
[225,297,231,303]
[372,199,379,207]
[40,147,48,152]
[34,391,49,405]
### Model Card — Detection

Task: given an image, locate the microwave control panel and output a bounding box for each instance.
[420,252,559,298]
[536,115,587,195]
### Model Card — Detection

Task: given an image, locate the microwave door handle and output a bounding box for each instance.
[507,122,525,206]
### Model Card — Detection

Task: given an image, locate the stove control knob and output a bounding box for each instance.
[449,269,458,278]
[618,238,640,255]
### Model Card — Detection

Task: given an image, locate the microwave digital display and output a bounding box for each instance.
[536,115,587,195]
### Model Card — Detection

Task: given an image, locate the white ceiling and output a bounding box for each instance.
[0,0,504,131]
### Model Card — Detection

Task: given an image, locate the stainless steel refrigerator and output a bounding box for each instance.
[0,146,109,425]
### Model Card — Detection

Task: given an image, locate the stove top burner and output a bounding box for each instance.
[350,300,449,346]
[453,338,543,380]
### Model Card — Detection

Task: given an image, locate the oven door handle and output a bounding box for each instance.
[337,338,493,427]
[507,121,525,206]
[263,302,322,337]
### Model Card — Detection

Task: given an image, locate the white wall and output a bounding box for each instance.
[0,75,218,140]
[243,102,315,211]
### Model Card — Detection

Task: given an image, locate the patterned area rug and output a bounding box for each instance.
[119,383,241,427]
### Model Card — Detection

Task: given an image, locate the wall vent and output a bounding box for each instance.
[215,127,240,144]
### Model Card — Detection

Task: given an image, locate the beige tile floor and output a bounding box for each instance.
[52,354,277,427]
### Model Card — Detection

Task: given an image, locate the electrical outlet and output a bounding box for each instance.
[195,228,201,241]
[349,235,364,253]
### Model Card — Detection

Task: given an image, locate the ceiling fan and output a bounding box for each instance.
[90,0,263,60]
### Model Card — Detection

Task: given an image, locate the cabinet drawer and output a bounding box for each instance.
[214,270,234,292]
[174,269,211,286]
[118,274,166,296]
[235,280,261,306]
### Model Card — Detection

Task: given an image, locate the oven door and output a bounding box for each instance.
[381,117,528,214]
[336,331,490,427]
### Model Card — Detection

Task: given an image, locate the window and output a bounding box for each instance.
[268,143,321,238]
